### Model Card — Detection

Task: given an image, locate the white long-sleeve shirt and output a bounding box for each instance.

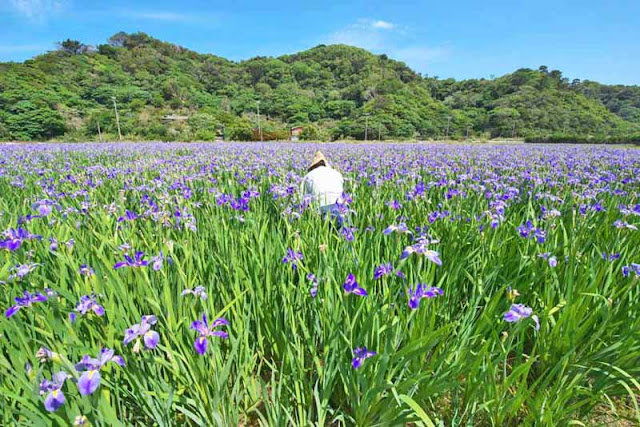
[300,166,344,212]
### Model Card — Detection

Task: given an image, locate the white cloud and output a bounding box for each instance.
[326,19,397,50]
[372,20,394,30]
[324,19,450,74]
[9,0,66,20]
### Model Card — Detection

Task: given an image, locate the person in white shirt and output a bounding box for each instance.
[300,151,344,214]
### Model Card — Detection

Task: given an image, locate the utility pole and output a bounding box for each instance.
[445,116,452,140]
[364,113,371,142]
[256,100,262,141]
[112,97,122,141]
[97,119,102,142]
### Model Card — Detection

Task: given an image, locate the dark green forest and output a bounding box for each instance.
[1,32,639,142]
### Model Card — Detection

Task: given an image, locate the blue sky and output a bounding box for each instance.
[1,0,639,84]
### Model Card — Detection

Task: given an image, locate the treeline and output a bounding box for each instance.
[524,134,640,144]
[0,32,639,142]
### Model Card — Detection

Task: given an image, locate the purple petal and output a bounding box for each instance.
[210,330,229,338]
[351,357,363,369]
[408,297,420,310]
[142,315,158,325]
[32,294,48,303]
[504,312,520,323]
[143,331,159,349]
[194,336,208,355]
[111,356,126,367]
[77,370,101,395]
[352,286,368,297]
[5,305,20,318]
[210,318,229,328]
[190,320,209,336]
[54,371,68,384]
[44,390,65,412]
[99,348,115,365]
[123,326,139,345]
[424,250,442,266]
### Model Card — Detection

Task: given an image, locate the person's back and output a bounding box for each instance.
[301,151,344,213]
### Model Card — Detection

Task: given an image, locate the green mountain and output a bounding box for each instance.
[0,32,638,141]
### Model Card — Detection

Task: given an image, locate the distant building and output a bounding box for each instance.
[162,114,189,121]
[291,126,304,141]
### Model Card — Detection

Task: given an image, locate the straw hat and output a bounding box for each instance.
[308,151,329,170]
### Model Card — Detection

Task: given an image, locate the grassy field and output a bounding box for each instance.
[0,142,639,426]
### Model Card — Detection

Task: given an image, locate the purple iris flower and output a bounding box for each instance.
[72,294,105,319]
[601,253,620,261]
[504,303,540,330]
[0,227,41,252]
[44,288,57,297]
[282,248,303,270]
[352,347,376,369]
[343,273,368,297]
[79,264,95,277]
[408,284,444,309]
[307,273,318,298]
[517,222,546,243]
[613,220,638,230]
[5,290,48,318]
[123,315,159,350]
[374,262,393,280]
[150,251,168,271]
[622,263,640,277]
[36,346,55,362]
[534,229,547,244]
[49,237,58,251]
[382,223,410,235]
[181,286,208,300]
[386,200,402,210]
[117,210,139,222]
[75,348,125,395]
[32,200,58,217]
[538,253,557,267]
[39,371,68,412]
[190,313,229,355]
[400,243,442,265]
[113,251,149,269]
[8,263,38,280]
[340,226,357,242]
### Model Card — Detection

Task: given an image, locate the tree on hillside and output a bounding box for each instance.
[57,39,90,55]
[108,32,128,47]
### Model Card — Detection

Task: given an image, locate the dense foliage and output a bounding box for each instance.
[0,32,639,141]
[525,133,640,144]
[1,142,639,425]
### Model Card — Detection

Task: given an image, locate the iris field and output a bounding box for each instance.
[0,142,639,426]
